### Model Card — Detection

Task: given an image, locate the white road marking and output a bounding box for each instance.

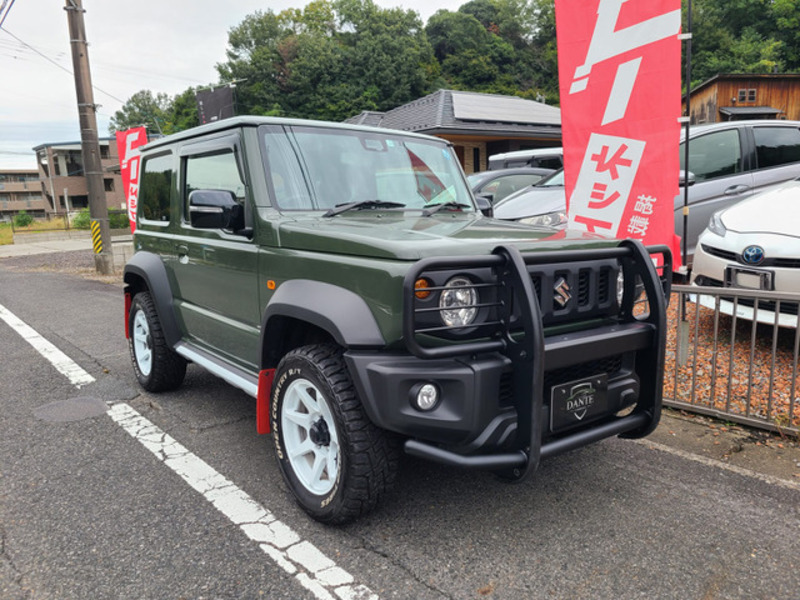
[0,303,95,387]
[0,305,378,600]
[107,403,377,600]
[632,438,800,492]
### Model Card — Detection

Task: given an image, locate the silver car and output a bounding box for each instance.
[494,121,800,262]
[677,120,800,261]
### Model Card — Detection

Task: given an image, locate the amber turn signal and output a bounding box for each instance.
[414,278,432,299]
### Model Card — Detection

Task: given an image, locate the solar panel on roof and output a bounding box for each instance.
[451,93,561,126]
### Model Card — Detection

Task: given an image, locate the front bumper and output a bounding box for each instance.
[351,241,670,478]
[346,321,650,450]
[692,234,800,328]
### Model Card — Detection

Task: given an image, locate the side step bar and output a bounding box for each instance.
[174,342,259,398]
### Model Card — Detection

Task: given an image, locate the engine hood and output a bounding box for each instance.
[276,212,611,260]
[492,187,567,221]
[721,180,800,237]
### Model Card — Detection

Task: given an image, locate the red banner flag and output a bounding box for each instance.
[555,0,682,265]
[115,127,147,234]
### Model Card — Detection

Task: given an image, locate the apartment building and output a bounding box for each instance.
[0,170,47,221]
[33,138,125,214]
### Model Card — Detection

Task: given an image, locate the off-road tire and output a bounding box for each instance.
[271,344,399,524]
[128,291,187,392]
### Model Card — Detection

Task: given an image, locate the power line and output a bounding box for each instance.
[0,25,125,104]
[0,0,15,29]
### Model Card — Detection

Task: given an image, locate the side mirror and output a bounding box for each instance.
[679,170,696,188]
[189,190,245,231]
[475,195,493,217]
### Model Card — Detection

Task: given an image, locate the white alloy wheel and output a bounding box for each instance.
[132,309,153,377]
[281,378,340,496]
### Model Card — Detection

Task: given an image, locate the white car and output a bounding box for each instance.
[691,178,800,327]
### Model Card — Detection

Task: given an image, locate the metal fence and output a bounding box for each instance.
[665,284,800,436]
[10,213,71,233]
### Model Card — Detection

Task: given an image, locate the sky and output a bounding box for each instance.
[0,0,461,170]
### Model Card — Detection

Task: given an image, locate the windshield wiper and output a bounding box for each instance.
[422,201,471,217]
[323,200,405,218]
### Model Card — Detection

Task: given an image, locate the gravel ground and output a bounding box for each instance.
[0,249,124,285]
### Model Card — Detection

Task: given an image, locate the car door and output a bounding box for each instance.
[168,133,261,371]
[677,127,754,258]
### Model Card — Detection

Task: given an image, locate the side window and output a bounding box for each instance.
[184,150,245,218]
[679,130,742,182]
[262,131,312,210]
[139,154,172,223]
[535,156,563,170]
[753,126,800,169]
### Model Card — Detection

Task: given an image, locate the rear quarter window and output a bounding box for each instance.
[139,154,173,223]
[753,126,800,169]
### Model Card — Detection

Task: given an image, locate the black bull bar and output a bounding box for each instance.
[401,239,671,480]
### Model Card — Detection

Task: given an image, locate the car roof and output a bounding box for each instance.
[682,119,800,140]
[488,147,563,161]
[141,115,445,152]
[474,167,556,178]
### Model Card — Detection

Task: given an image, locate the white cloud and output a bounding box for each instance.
[0,0,460,170]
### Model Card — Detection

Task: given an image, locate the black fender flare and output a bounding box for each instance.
[261,279,385,357]
[123,251,182,348]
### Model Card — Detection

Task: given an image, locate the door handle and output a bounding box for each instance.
[724,184,750,196]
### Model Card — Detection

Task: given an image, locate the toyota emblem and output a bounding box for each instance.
[742,245,765,265]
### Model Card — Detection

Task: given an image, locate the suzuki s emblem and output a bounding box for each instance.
[554,277,572,307]
[742,245,765,265]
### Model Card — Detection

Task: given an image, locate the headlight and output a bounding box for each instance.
[616,269,625,305]
[708,211,727,237]
[518,211,568,228]
[439,276,477,327]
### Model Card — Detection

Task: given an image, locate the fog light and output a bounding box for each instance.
[413,383,439,411]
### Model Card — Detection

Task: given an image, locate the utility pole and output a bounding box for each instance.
[64,0,113,274]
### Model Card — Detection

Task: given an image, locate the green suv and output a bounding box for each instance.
[124,116,670,523]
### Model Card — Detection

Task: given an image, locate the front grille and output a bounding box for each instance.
[702,244,737,261]
[528,260,618,326]
[772,257,800,268]
[543,355,624,395]
[578,269,591,306]
[496,355,624,409]
[702,244,800,269]
[693,275,724,288]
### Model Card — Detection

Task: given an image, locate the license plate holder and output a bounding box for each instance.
[724,265,773,290]
[550,374,609,433]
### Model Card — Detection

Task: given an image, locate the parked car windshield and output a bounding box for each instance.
[262,125,474,212]
[536,169,564,187]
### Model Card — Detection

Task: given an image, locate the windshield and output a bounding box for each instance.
[262,125,474,212]
[537,169,564,187]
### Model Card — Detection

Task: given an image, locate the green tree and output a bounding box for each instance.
[109,90,171,134]
[217,0,437,121]
[110,88,200,136]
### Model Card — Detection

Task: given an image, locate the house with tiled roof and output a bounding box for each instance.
[346,89,562,174]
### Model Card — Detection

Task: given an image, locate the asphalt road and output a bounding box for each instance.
[1,259,799,600]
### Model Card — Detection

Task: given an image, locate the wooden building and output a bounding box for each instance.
[684,73,800,124]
